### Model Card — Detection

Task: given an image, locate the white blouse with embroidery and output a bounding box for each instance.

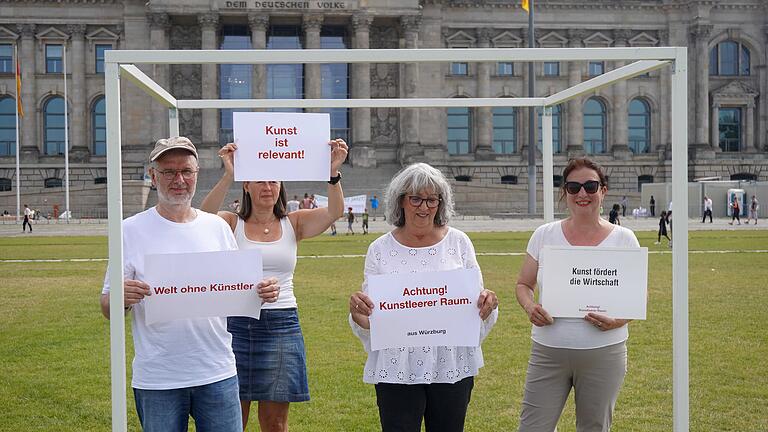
[349,227,498,384]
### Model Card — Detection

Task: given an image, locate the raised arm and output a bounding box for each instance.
[516,253,553,327]
[290,139,348,241]
[200,143,237,215]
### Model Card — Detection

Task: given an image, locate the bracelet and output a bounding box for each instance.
[328,171,342,185]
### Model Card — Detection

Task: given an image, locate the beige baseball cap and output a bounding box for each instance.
[149,136,198,162]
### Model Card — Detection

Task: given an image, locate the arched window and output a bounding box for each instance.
[719,108,741,152]
[730,173,756,181]
[500,175,518,185]
[710,40,750,76]
[638,174,654,192]
[44,177,62,188]
[628,99,651,153]
[0,97,16,156]
[447,107,471,155]
[583,98,606,154]
[0,178,11,192]
[92,97,106,156]
[492,107,516,154]
[538,105,562,153]
[44,97,66,156]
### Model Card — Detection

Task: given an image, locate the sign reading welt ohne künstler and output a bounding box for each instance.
[368,268,482,351]
[233,112,331,181]
[540,246,648,320]
[143,249,264,325]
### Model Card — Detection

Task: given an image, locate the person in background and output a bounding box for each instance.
[22,204,33,233]
[649,195,655,217]
[346,207,355,235]
[370,194,379,221]
[655,210,671,245]
[515,157,639,432]
[286,195,300,213]
[300,193,312,210]
[702,195,713,223]
[729,196,741,225]
[362,209,369,234]
[746,195,759,224]
[201,139,348,432]
[620,195,628,217]
[608,203,621,225]
[349,162,498,432]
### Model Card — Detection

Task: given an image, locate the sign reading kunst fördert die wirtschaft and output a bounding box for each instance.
[540,246,648,320]
[367,268,482,351]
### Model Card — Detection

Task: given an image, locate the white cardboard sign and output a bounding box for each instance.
[233,112,331,181]
[367,268,482,351]
[314,194,368,213]
[540,246,648,319]
[143,249,264,325]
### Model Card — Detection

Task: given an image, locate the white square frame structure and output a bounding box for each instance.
[105,47,690,431]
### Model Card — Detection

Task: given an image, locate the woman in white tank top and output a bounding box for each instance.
[201,139,348,432]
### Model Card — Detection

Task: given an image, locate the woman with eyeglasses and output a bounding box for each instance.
[348,163,499,432]
[200,139,348,432]
[515,158,640,432]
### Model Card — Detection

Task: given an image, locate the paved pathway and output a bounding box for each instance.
[1,215,764,237]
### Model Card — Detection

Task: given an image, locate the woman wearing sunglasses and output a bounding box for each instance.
[349,163,499,432]
[515,157,640,431]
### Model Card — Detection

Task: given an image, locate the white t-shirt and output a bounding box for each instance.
[350,227,498,384]
[24,207,32,217]
[102,207,239,390]
[526,220,640,349]
[233,217,298,309]
[286,200,300,213]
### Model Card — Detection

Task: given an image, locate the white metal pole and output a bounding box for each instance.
[169,108,179,137]
[63,44,70,223]
[671,47,689,432]
[14,44,20,223]
[105,60,127,432]
[542,106,554,222]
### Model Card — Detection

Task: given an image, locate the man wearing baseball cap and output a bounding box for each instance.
[100,137,279,431]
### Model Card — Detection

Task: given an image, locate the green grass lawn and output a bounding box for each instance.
[0,230,766,431]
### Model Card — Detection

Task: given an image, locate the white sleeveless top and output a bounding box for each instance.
[234,216,298,309]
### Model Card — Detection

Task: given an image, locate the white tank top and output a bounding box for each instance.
[234,216,298,309]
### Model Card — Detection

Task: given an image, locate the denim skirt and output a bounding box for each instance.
[228,308,310,402]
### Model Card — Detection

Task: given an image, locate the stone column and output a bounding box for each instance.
[745,102,755,152]
[710,102,719,151]
[761,26,768,151]
[67,24,89,161]
[399,15,422,162]
[657,30,671,160]
[475,28,494,159]
[149,13,170,142]
[249,14,269,103]
[350,12,375,167]
[566,30,585,156]
[690,23,715,158]
[303,14,323,111]
[199,13,219,167]
[611,29,631,159]
[17,24,38,162]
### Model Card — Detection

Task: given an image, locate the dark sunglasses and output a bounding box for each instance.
[564,180,602,195]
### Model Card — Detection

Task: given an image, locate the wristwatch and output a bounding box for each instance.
[328,171,342,185]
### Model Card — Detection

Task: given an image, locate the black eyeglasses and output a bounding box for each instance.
[407,196,441,208]
[156,169,198,180]
[564,180,602,195]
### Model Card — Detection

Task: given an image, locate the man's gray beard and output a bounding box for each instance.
[157,185,195,206]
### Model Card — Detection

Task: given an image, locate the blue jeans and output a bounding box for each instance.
[133,375,242,432]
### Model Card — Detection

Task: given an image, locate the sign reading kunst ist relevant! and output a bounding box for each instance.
[541,246,648,320]
[368,268,482,351]
[143,249,265,325]
[233,112,331,181]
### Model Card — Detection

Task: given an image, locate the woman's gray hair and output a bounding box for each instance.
[384,163,455,227]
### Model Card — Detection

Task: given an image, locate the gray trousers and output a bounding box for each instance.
[518,341,627,432]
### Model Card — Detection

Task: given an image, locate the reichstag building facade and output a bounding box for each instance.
[0,0,766,216]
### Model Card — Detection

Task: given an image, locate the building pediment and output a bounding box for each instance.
[35,27,69,41]
[0,26,20,40]
[583,31,613,47]
[444,30,476,47]
[537,31,567,47]
[629,32,659,47]
[492,31,522,48]
[712,81,759,98]
[86,27,120,41]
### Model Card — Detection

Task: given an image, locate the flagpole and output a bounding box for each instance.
[14,44,21,223]
[63,43,70,223]
[527,0,537,214]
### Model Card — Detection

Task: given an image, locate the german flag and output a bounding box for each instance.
[15,56,23,118]
[522,0,529,12]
